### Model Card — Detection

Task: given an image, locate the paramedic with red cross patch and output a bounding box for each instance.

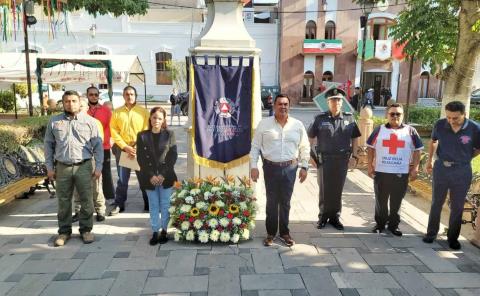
[366,103,423,237]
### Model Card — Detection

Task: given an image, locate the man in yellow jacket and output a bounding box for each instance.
[109,86,150,215]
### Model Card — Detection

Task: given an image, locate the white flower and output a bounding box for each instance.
[178,189,188,198]
[174,231,182,241]
[239,202,248,210]
[168,206,176,214]
[242,229,250,240]
[211,186,221,193]
[219,217,229,227]
[194,219,203,229]
[249,220,256,229]
[185,230,195,241]
[223,184,232,191]
[180,205,192,213]
[198,230,209,243]
[210,230,220,242]
[181,221,190,231]
[196,201,207,210]
[232,190,240,197]
[215,200,225,208]
[231,233,240,243]
[185,196,195,204]
[190,188,201,196]
[208,218,218,228]
[220,231,230,242]
[232,217,242,225]
[203,192,212,200]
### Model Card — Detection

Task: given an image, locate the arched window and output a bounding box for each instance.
[418,71,430,98]
[156,52,172,85]
[303,71,315,99]
[325,21,336,39]
[322,71,333,82]
[305,20,316,39]
[89,50,108,89]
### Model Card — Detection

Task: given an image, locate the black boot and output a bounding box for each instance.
[158,230,168,244]
[149,232,159,246]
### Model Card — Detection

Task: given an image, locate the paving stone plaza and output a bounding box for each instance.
[1,110,480,296]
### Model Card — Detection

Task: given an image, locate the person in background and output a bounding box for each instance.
[366,103,423,236]
[72,97,107,223]
[44,91,103,246]
[170,88,181,126]
[137,107,178,245]
[109,86,150,215]
[423,101,480,250]
[351,87,361,112]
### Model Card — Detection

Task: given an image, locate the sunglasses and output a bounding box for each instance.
[389,112,403,117]
[88,93,99,97]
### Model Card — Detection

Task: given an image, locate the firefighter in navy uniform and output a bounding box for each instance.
[308,88,361,230]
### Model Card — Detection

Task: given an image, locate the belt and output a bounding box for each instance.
[263,159,297,167]
[57,159,90,167]
[322,153,350,159]
[438,159,469,167]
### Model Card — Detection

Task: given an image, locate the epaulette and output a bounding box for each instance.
[342,111,353,116]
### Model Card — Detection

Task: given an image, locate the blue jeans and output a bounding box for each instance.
[146,186,173,232]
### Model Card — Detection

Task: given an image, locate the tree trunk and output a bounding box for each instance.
[441,0,480,117]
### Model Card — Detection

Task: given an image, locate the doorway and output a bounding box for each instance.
[363,72,391,106]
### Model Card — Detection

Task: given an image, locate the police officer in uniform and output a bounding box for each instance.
[308,88,361,230]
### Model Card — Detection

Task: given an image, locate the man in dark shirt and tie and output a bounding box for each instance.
[44,90,103,247]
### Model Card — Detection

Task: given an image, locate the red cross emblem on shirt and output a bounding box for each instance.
[220,102,230,114]
[382,133,405,154]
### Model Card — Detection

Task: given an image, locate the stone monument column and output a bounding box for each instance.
[186,0,262,179]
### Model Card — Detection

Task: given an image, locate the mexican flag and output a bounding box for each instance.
[304,39,342,54]
[357,40,374,60]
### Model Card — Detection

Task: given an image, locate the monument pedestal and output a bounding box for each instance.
[186,0,262,180]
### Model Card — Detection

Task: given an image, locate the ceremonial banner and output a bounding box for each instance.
[190,56,254,169]
[375,40,392,61]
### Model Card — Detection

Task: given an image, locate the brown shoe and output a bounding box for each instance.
[279,234,295,247]
[81,232,95,244]
[54,234,71,247]
[263,235,274,247]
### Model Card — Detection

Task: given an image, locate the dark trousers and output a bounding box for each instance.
[263,162,297,236]
[319,155,349,220]
[426,160,472,241]
[112,144,149,209]
[373,172,409,229]
[102,149,115,200]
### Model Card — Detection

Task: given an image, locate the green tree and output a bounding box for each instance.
[0,90,15,112]
[34,0,149,17]
[11,83,37,98]
[355,0,480,116]
[167,60,188,92]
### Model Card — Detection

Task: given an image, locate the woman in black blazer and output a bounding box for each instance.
[137,106,178,245]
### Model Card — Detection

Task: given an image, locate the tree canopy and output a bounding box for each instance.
[33,0,149,17]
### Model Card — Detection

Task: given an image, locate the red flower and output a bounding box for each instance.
[240,223,246,229]
[227,213,233,219]
[189,217,195,223]
[243,210,250,217]
[179,214,186,221]
[218,209,225,216]
[217,226,224,232]
[199,213,206,219]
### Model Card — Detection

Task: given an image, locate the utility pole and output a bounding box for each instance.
[23,2,33,117]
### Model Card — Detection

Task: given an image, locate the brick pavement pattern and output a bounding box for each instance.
[1,118,480,295]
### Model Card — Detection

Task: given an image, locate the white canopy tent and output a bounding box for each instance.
[0,52,145,85]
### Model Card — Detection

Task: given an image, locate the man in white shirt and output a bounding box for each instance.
[250,94,310,247]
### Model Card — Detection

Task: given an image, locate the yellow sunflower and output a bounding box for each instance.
[229,204,240,214]
[208,204,220,216]
[189,207,200,217]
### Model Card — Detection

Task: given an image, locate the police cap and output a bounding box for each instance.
[326,88,346,100]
